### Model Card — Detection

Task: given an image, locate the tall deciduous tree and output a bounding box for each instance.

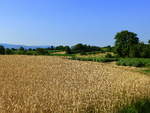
[5,48,13,55]
[114,30,139,57]
[65,46,71,54]
[0,45,5,55]
[148,40,150,44]
[17,47,26,55]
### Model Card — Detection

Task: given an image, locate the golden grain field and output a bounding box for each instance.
[0,55,149,113]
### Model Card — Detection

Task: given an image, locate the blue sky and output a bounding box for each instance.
[0,0,150,46]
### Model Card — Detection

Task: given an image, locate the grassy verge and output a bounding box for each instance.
[69,56,150,76]
[69,56,118,63]
[138,68,150,75]
[48,50,63,53]
[79,51,104,55]
[48,53,74,57]
[116,58,150,67]
[142,69,150,74]
[117,58,150,75]
[118,99,150,113]
[69,56,150,68]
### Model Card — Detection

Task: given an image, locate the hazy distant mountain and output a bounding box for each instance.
[0,43,50,49]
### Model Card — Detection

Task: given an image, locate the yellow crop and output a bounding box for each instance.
[0,55,149,113]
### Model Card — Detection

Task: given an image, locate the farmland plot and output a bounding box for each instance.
[0,55,149,113]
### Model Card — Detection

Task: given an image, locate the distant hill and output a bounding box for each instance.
[0,43,50,49]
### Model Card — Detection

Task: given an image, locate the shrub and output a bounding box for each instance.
[105,53,113,58]
[70,57,118,63]
[99,58,117,62]
[142,69,150,75]
[80,52,87,55]
[0,45,5,55]
[119,99,150,113]
[116,58,149,67]
[71,43,101,54]
[65,46,72,54]
[132,61,145,67]
[5,48,13,55]
[26,51,37,55]
[36,48,48,55]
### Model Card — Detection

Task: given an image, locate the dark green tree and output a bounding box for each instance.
[129,45,140,58]
[17,47,26,54]
[0,45,5,55]
[114,30,139,57]
[36,48,48,55]
[11,48,17,51]
[139,43,150,58]
[71,43,86,53]
[19,47,25,51]
[50,46,55,50]
[104,45,112,52]
[28,48,33,51]
[71,43,101,54]
[65,46,71,54]
[55,45,66,50]
[148,40,150,44]
[5,48,13,55]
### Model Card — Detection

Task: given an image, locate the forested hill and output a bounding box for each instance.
[0,43,50,49]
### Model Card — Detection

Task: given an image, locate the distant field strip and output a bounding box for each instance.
[0,55,149,113]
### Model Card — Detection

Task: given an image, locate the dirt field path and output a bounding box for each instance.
[0,55,149,113]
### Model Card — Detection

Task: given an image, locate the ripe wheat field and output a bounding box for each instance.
[0,55,149,113]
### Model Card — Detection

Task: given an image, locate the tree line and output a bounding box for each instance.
[0,44,105,55]
[0,30,149,58]
[114,30,150,58]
